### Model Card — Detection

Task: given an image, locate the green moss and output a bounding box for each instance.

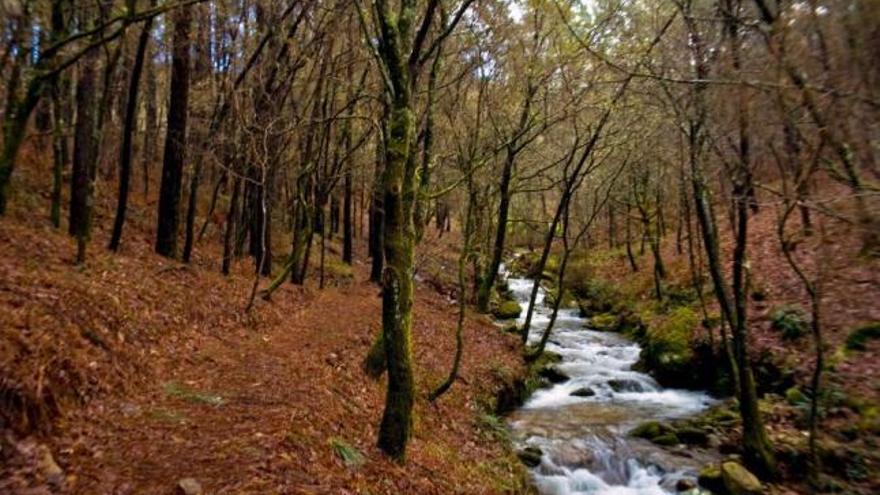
[493,300,522,320]
[330,438,365,468]
[845,322,880,351]
[652,433,680,446]
[770,305,809,340]
[785,387,808,406]
[571,278,620,315]
[629,420,673,440]
[325,259,354,281]
[494,351,562,414]
[544,287,577,309]
[587,313,619,332]
[163,382,224,406]
[698,464,724,493]
[637,306,698,384]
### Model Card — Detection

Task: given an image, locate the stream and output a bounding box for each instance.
[503,267,717,495]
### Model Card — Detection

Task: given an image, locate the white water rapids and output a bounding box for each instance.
[503,269,716,495]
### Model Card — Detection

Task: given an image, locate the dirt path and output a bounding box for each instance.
[52,281,525,494]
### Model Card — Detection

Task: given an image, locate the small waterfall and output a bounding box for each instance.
[502,265,715,494]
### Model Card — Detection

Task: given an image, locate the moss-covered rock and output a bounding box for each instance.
[635,306,699,388]
[573,279,619,317]
[720,461,762,495]
[493,300,522,320]
[494,352,563,414]
[538,366,569,384]
[677,426,709,446]
[652,433,681,446]
[845,321,880,351]
[516,446,543,467]
[588,313,619,332]
[697,464,724,493]
[544,287,578,309]
[630,421,665,439]
[629,420,677,444]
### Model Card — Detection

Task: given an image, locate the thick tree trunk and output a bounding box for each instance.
[377,103,416,461]
[156,7,192,258]
[70,47,100,263]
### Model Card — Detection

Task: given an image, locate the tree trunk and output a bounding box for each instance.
[343,159,353,264]
[70,46,100,264]
[156,7,192,258]
[222,177,241,275]
[110,12,154,251]
[477,150,514,313]
[376,103,416,460]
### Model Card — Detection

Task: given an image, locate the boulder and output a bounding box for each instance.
[720,461,762,495]
[676,478,697,491]
[697,464,724,493]
[652,433,681,446]
[629,421,673,440]
[677,427,709,446]
[588,313,619,332]
[493,300,523,319]
[539,366,570,384]
[517,446,543,468]
[570,387,596,397]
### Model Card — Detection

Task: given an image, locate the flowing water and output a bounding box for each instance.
[503,268,717,495]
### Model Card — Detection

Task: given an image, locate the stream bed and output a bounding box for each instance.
[503,269,717,495]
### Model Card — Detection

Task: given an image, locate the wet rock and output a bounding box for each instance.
[676,478,697,491]
[570,387,596,397]
[588,313,619,332]
[553,445,594,468]
[677,427,709,446]
[516,446,543,467]
[652,433,681,446]
[493,300,522,319]
[720,461,762,495]
[608,379,644,393]
[629,421,675,440]
[177,478,203,495]
[539,366,569,384]
[697,464,724,493]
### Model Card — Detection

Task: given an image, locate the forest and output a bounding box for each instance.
[0,0,878,493]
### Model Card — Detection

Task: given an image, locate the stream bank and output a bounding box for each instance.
[494,267,719,494]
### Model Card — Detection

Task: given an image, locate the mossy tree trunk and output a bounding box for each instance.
[367,0,474,460]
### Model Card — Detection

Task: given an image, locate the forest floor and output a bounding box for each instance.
[0,166,530,494]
